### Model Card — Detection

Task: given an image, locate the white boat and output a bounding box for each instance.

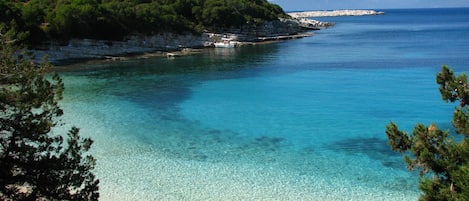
[214,39,239,48]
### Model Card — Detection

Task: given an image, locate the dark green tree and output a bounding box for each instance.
[1,0,288,44]
[386,65,469,201]
[0,28,99,200]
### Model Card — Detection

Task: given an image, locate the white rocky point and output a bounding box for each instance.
[288,10,384,18]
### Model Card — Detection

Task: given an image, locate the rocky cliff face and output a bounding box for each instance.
[32,19,317,65]
[33,33,210,64]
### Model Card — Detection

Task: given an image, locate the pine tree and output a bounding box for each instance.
[386,65,469,201]
[0,28,99,200]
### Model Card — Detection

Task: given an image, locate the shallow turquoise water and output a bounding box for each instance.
[58,8,469,200]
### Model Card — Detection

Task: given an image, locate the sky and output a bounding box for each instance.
[269,0,469,11]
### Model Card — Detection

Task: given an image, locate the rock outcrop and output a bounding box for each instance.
[33,33,210,64]
[31,18,326,65]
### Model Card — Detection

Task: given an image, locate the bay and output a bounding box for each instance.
[58,8,469,200]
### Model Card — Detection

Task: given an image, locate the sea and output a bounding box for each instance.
[56,8,469,200]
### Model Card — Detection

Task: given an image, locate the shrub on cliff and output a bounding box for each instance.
[0,28,99,200]
[1,0,288,44]
[386,65,469,200]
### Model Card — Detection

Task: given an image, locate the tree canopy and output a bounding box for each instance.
[0,27,99,200]
[386,65,469,201]
[0,0,287,44]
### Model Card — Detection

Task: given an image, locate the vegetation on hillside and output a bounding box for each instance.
[0,0,287,45]
[0,28,99,200]
[386,66,469,200]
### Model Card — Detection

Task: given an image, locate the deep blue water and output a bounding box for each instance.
[59,8,469,200]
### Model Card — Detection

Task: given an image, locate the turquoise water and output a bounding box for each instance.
[59,8,469,200]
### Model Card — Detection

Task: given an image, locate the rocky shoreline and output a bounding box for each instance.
[32,18,330,66]
[30,10,384,66]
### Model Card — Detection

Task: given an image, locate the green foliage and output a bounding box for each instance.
[386,65,469,201]
[0,28,99,200]
[0,0,30,43]
[0,0,287,44]
[201,0,285,28]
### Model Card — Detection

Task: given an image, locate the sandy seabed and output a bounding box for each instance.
[95,144,418,201]
[86,124,419,201]
[59,80,419,201]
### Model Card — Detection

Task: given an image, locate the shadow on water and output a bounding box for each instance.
[59,43,281,78]
[59,44,306,162]
[327,136,407,169]
[55,45,293,140]
[59,44,283,115]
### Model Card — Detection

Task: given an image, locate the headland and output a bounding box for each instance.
[33,19,324,66]
[32,10,382,66]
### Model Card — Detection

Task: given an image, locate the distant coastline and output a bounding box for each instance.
[288,9,384,18]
